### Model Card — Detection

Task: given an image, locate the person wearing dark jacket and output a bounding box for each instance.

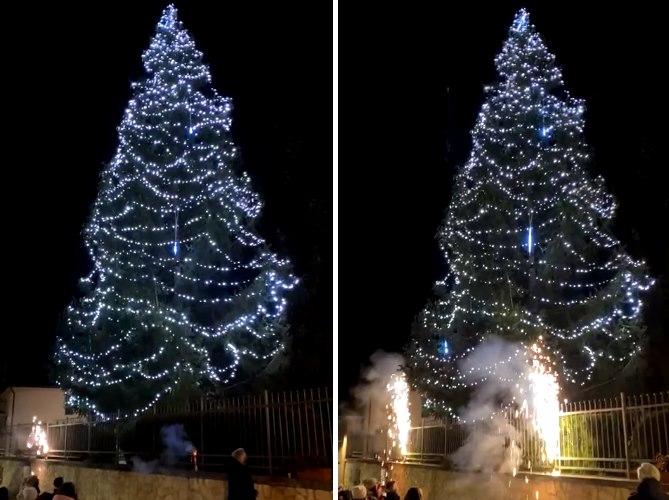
[628,463,668,500]
[37,477,64,500]
[385,481,400,500]
[363,479,378,499]
[228,448,257,500]
[403,487,422,500]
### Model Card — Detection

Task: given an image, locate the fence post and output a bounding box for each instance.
[64,419,69,459]
[340,435,348,485]
[87,419,91,455]
[443,420,448,459]
[620,392,630,479]
[363,400,371,459]
[264,390,273,476]
[115,410,121,464]
[152,406,156,455]
[200,396,205,466]
[420,417,425,462]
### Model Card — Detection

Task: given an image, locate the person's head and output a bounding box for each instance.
[58,482,76,498]
[386,481,396,492]
[637,462,661,482]
[232,447,247,464]
[26,475,39,489]
[340,490,353,500]
[351,485,367,500]
[363,478,377,490]
[54,477,64,492]
[404,487,422,500]
[0,486,9,500]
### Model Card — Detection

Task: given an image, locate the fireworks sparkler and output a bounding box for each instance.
[26,416,49,456]
[386,371,411,457]
[521,339,560,469]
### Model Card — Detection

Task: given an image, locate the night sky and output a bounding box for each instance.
[339,3,666,400]
[3,2,331,388]
[3,3,665,403]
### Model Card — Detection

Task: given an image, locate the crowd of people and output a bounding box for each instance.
[0,446,256,500]
[0,476,77,500]
[338,479,421,500]
[337,462,668,500]
[1,455,664,499]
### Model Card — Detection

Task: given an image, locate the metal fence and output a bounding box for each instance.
[558,392,668,476]
[345,391,669,478]
[1,387,332,476]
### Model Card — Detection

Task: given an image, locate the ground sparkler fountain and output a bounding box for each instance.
[507,339,562,478]
[386,372,411,456]
[523,340,561,473]
[377,371,412,482]
[26,416,49,456]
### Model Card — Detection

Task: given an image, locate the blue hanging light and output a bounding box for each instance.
[173,206,179,256]
[526,210,534,254]
[540,126,552,138]
[438,339,450,357]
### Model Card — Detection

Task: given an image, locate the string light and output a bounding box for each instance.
[408,8,653,416]
[56,5,297,418]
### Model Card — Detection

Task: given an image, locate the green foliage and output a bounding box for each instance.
[56,6,295,416]
[559,413,597,472]
[407,9,652,413]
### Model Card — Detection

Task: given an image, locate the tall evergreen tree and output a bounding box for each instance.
[408,9,653,415]
[57,5,296,415]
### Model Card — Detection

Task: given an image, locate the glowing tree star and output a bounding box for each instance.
[56,5,296,416]
[408,9,653,415]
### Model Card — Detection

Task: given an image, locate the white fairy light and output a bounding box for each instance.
[408,9,653,417]
[56,4,297,417]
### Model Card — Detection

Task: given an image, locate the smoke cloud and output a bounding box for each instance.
[161,424,195,464]
[132,424,195,474]
[350,351,405,433]
[451,337,531,473]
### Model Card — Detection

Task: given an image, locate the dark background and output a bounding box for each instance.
[339,2,666,401]
[1,2,332,389]
[2,2,666,404]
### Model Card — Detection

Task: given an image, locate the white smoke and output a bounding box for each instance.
[451,337,531,473]
[132,424,195,474]
[132,456,159,474]
[350,351,405,433]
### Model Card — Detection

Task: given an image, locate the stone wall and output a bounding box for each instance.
[343,459,669,500]
[0,458,332,500]
[0,457,31,494]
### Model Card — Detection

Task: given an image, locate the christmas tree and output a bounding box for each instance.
[408,9,653,416]
[56,5,296,416]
